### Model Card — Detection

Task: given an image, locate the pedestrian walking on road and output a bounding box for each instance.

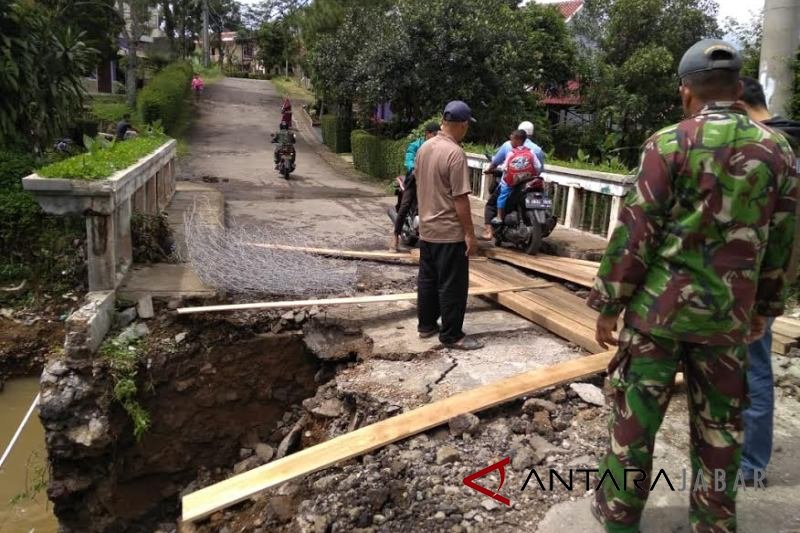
[414,101,483,350]
[587,39,798,532]
[737,76,800,488]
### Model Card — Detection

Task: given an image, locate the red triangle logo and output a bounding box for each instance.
[463,457,512,506]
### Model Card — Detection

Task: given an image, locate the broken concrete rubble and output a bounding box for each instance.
[137,294,154,319]
[569,383,605,407]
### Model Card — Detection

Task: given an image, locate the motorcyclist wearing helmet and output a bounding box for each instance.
[481,120,545,240]
[492,129,542,223]
[389,122,440,252]
[271,121,296,169]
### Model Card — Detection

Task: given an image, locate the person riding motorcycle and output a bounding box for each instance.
[490,129,542,224]
[271,121,296,170]
[389,122,440,252]
[481,120,545,240]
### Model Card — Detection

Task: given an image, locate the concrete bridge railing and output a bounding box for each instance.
[465,152,636,240]
[22,140,178,291]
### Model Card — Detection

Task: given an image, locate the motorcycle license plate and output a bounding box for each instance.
[525,196,552,209]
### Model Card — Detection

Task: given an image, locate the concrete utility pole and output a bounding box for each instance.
[202,0,210,67]
[759,0,800,117]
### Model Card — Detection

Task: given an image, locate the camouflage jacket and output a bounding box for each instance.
[587,102,798,345]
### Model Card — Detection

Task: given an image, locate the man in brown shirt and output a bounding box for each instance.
[414,101,482,350]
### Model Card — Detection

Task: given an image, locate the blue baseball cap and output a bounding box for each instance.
[443,100,477,123]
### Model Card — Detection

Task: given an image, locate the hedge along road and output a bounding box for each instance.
[182,77,393,247]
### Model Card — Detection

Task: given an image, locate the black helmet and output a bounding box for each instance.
[279,121,288,130]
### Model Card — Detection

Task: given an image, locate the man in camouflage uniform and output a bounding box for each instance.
[587,39,798,532]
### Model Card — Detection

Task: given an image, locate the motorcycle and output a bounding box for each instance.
[276,145,296,179]
[487,167,557,255]
[387,175,420,246]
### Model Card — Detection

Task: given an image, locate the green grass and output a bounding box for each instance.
[37,133,171,180]
[549,157,631,174]
[462,143,496,156]
[272,76,314,104]
[100,336,151,440]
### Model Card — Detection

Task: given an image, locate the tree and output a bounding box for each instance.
[571,0,721,164]
[40,0,123,63]
[256,20,292,73]
[723,12,763,78]
[117,0,156,106]
[0,1,96,150]
[209,0,242,67]
[305,0,576,141]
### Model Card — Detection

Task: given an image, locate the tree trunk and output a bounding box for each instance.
[162,1,176,53]
[217,30,224,67]
[117,0,138,108]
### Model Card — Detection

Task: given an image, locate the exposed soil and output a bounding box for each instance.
[46,305,326,533]
[0,297,75,390]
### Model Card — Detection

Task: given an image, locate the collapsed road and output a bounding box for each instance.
[33,77,800,533]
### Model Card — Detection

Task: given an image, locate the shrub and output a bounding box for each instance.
[351,130,406,180]
[131,212,176,263]
[37,131,170,181]
[321,114,352,153]
[136,61,193,133]
[0,149,84,288]
[67,118,99,142]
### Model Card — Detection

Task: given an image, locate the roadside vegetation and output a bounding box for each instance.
[37,130,170,181]
[101,336,151,439]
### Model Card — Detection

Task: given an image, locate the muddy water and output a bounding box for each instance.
[0,377,56,533]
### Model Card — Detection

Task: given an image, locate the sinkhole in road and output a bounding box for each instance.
[48,313,336,533]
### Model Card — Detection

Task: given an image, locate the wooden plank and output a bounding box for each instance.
[483,248,596,288]
[774,317,800,339]
[176,284,551,315]
[248,243,488,264]
[181,350,615,523]
[470,273,600,352]
[247,242,419,263]
[469,263,602,352]
[772,332,797,355]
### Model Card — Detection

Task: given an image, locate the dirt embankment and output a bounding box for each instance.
[0,296,77,390]
[43,306,324,533]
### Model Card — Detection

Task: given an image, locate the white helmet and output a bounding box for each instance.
[518,121,534,136]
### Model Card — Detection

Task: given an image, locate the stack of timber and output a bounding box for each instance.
[772,317,800,356]
[470,260,605,353]
[483,247,598,288]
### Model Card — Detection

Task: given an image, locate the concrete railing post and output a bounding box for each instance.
[607,196,623,240]
[563,186,584,230]
[115,198,133,275]
[146,175,158,214]
[86,213,117,291]
[133,186,146,213]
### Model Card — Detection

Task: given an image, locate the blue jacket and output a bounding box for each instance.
[405,138,424,173]
[492,139,545,170]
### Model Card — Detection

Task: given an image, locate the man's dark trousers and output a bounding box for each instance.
[394,180,416,236]
[417,241,468,344]
[484,186,499,224]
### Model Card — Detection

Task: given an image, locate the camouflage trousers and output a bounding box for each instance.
[595,326,747,533]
